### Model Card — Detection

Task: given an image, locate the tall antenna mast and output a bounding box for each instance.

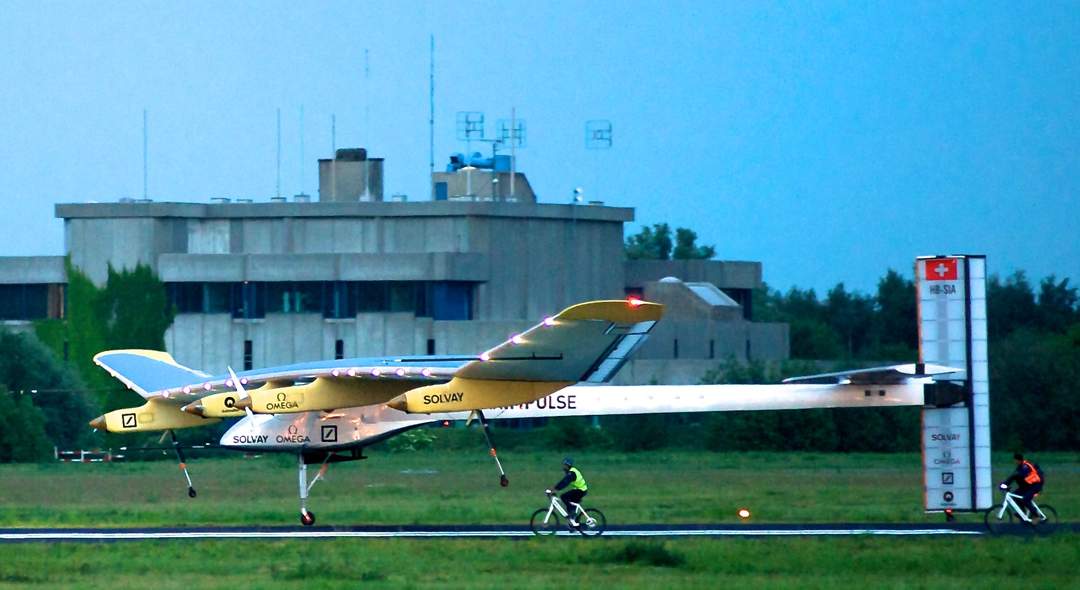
[429,34,435,197]
[142,109,148,199]
[364,49,371,144]
[331,114,336,152]
[276,108,282,199]
[299,105,305,194]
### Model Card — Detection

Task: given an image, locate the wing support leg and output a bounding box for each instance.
[169,430,197,498]
[472,410,509,487]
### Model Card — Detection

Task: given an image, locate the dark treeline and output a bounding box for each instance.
[594,270,1080,453]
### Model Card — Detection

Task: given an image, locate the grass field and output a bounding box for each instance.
[1,450,1076,527]
[1,450,1077,588]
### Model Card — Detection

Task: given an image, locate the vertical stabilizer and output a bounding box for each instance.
[917,255,991,512]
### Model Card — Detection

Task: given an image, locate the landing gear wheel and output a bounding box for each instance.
[300,510,316,526]
[187,487,197,498]
[500,475,509,487]
[530,509,560,536]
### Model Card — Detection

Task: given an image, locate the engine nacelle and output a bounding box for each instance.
[386,377,573,413]
[89,398,219,433]
[237,378,412,414]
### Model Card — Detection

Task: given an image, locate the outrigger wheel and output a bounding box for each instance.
[300,509,316,526]
[188,487,197,498]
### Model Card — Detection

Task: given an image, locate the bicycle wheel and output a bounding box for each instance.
[1033,505,1058,536]
[983,506,1015,535]
[576,507,606,537]
[530,508,561,536]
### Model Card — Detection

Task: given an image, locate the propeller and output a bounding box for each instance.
[227,366,254,418]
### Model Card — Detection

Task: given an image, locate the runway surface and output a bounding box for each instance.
[0,523,1026,543]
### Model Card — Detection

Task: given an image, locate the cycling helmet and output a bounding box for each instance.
[563,457,574,467]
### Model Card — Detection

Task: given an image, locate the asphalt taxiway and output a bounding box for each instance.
[0,523,1031,543]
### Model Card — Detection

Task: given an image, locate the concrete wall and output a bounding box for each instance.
[165,311,534,374]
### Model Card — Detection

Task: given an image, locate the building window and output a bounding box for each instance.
[266,282,323,314]
[427,338,436,355]
[0,284,53,320]
[166,280,475,320]
[243,340,253,370]
[709,339,715,359]
[673,338,679,359]
[231,282,265,319]
[335,339,344,360]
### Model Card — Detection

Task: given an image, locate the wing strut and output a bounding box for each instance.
[471,410,509,487]
[169,430,197,498]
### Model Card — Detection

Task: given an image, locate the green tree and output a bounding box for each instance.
[869,270,916,360]
[0,387,53,462]
[35,261,172,416]
[624,223,673,260]
[1034,276,1078,333]
[825,284,874,358]
[672,228,715,260]
[0,331,97,449]
[987,271,1037,341]
[98,264,176,351]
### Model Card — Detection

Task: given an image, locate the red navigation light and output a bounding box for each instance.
[627,296,645,307]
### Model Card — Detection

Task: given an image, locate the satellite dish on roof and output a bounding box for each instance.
[659,276,682,283]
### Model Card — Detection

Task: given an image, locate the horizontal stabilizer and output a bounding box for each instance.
[781,363,962,385]
[456,300,662,383]
[94,350,210,398]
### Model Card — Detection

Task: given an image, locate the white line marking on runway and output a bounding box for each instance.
[0,528,981,542]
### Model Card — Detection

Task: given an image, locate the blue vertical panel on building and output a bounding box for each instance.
[432,282,471,320]
[435,182,448,201]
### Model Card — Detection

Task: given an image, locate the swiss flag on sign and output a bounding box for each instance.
[925,259,958,281]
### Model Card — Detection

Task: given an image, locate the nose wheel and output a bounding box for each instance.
[300,509,316,526]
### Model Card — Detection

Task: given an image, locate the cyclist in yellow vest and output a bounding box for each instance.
[547,457,588,527]
[1000,452,1045,522]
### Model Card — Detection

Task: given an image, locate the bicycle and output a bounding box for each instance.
[530,491,606,536]
[984,486,1058,535]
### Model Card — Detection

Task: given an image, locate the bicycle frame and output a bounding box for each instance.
[543,494,596,527]
[995,490,1047,523]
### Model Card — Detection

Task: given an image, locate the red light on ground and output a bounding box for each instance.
[442,420,450,427]
[737,508,751,520]
[627,296,645,307]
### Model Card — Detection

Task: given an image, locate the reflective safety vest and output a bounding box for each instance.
[1023,461,1042,485]
[568,467,588,492]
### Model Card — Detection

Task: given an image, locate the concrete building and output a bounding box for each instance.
[0,149,788,384]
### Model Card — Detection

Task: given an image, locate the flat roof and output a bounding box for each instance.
[55,200,634,223]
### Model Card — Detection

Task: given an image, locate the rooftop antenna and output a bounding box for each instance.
[330,114,337,201]
[364,49,370,145]
[276,108,282,199]
[497,111,526,199]
[456,111,485,157]
[585,120,613,202]
[299,105,305,194]
[142,109,148,199]
[429,34,435,197]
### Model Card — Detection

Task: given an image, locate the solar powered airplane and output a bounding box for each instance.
[89,298,957,525]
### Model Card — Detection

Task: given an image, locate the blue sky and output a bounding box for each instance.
[1,1,1076,294]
